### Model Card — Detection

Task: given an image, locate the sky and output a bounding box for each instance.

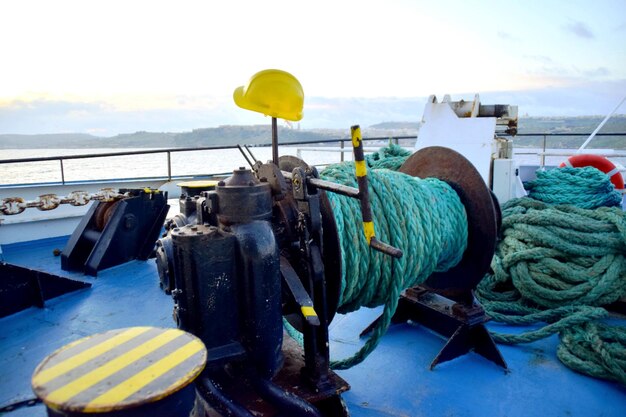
[1,0,625,135]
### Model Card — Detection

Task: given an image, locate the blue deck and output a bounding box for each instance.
[1,236,624,416]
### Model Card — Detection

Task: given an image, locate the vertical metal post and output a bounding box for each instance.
[167,151,172,180]
[394,137,399,145]
[340,140,345,162]
[272,117,279,165]
[541,134,546,167]
[60,159,65,185]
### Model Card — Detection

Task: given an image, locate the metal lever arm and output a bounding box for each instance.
[280,256,320,326]
[281,171,360,199]
[278,128,403,259]
[350,125,403,259]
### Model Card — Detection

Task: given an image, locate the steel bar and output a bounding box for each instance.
[167,151,172,180]
[272,117,279,165]
[237,145,254,168]
[60,159,65,185]
[282,171,360,198]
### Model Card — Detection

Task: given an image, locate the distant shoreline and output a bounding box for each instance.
[1,116,625,150]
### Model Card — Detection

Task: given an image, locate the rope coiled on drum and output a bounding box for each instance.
[477,167,626,384]
[313,145,469,369]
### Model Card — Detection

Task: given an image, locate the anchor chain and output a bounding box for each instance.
[0,188,128,216]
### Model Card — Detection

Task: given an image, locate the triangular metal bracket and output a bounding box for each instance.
[0,262,91,318]
[362,286,507,370]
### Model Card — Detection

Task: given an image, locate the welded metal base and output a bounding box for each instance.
[195,334,350,417]
[363,286,507,370]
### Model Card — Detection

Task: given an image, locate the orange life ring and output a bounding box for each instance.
[559,154,625,190]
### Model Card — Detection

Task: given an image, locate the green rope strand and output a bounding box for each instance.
[524,166,623,209]
[477,166,626,384]
[558,323,626,385]
[318,151,468,369]
[363,143,412,171]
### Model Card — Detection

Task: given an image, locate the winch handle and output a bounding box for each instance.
[351,125,403,259]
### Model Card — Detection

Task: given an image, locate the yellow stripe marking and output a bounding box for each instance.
[33,327,152,386]
[43,329,183,406]
[177,180,218,188]
[355,160,367,177]
[301,306,318,318]
[351,126,362,148]
[83,340,205,411]
[363,221,375,244]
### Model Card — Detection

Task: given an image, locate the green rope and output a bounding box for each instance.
[558,322,626,385]
[286,147,626,381]
[283,317,304,345]
[313,146,468,370]
[524,166,623,209]
[477,166,626,384]
[363,143,412,171]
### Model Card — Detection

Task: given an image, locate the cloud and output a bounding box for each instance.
[524,55,554,64]
[582,67,610,77]
[497,31,517,41]
[563,21,594,39]
[521,62,611,85]
[0,99,241,136]
[479,79,626,117]
[0,96,429,134]
[2,81,626,135]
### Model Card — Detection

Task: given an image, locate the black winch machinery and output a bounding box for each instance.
[25,69,504,417]
[151,70,504,416]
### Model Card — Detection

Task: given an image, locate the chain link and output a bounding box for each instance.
[0,188,128,216]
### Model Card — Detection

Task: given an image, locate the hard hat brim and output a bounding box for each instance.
[232,70,304,122]
[233,86,260,114]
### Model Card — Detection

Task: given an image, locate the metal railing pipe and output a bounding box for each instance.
[60,159,65,185]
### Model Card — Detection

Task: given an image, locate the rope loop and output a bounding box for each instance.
[478,166,626,384]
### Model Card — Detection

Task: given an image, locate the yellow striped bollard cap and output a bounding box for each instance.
[31,326,207,416]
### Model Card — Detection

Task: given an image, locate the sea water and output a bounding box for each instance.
[0,145,359,185]
[0,144,624,186]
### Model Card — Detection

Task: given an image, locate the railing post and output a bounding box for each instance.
[167,151,172,181]
[340,140,345,162]
[541,135,546,167]
[60,159,65,185]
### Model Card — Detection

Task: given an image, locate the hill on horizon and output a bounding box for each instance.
[1,115,625,150]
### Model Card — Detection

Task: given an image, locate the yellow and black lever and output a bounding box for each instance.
[280,256,320,326]
[350,125,403,259]
[278,126,403,259]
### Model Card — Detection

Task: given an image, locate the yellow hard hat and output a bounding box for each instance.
[233,69,304,121]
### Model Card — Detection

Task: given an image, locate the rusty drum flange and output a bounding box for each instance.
[399,146,498,294]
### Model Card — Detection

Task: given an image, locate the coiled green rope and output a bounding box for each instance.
[362,143,412,171]
[285,145,469,369]
[287,147,626,382]
[525,166,623,209]
[477,167,626,384]
[321,166,468,369]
